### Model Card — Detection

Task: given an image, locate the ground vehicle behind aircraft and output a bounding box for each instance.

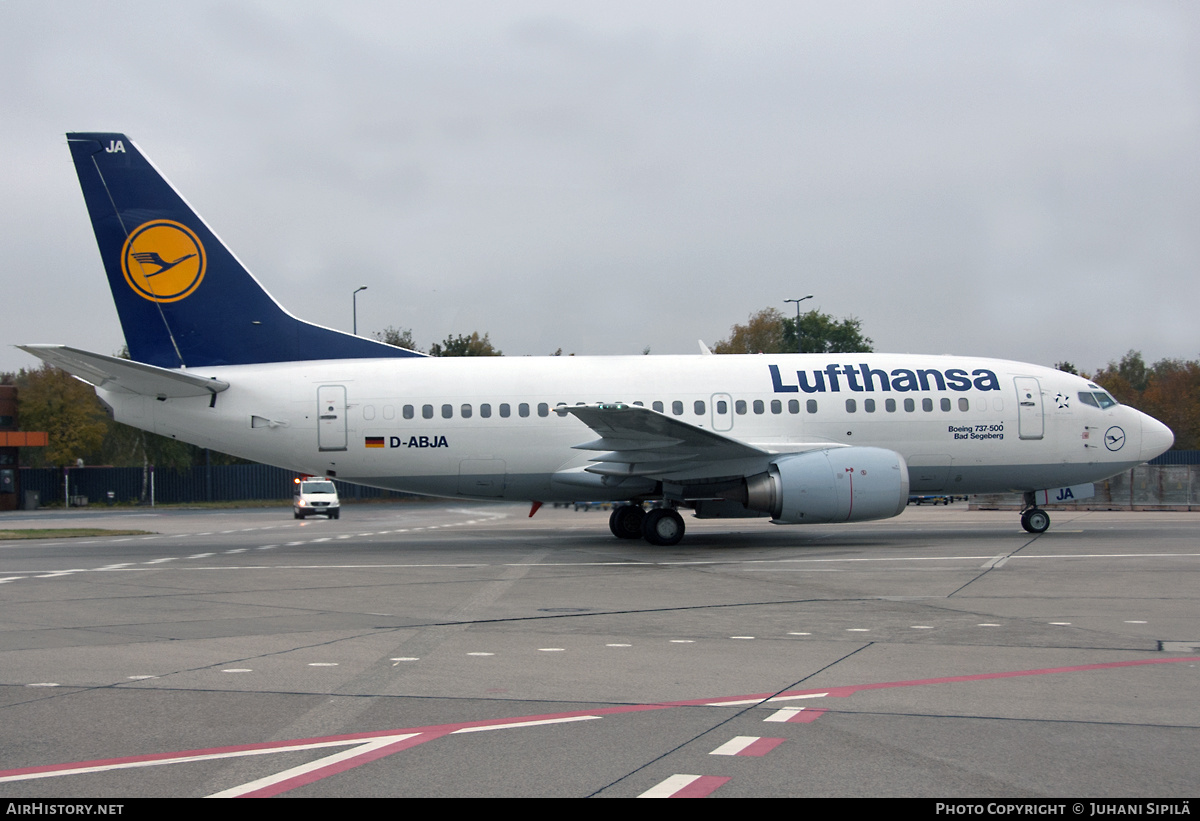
[293,477,340,519]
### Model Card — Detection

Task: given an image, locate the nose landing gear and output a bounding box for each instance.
[1020,492,1050,533]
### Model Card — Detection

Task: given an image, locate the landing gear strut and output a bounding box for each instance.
[1020,492,1050,533]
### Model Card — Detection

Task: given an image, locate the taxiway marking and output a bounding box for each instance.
[710,736,785,756]
[639,774,731,798]
[3,655,1194,796]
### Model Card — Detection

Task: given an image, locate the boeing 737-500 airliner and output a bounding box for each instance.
[18,133,1175,545]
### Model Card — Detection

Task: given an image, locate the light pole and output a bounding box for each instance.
[352,286,367,335]
[784,295,814,353]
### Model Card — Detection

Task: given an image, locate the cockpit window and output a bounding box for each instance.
[1078,391,1117,409]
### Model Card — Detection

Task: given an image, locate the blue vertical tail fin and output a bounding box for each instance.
[67,133,421,368]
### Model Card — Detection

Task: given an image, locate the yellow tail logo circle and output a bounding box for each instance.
[121,220,206,302]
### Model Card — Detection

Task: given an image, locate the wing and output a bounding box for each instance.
[562,403,775,482]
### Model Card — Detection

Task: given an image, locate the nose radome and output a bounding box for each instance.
[1140,413,1174,462]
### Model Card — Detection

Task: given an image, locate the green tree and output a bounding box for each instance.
[373,326,421,352]
[429,332,502,357]
[1054,362,1080,375]
[14,364,108,466]
[786,310,873,354]
[1093,350,1149,396]
[1091,351,1145,405]
[713,307,872,354]
[712,308,790,354]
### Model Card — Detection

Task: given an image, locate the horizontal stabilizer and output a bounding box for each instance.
[17,345,229,399]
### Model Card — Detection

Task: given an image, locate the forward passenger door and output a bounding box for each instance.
[1014,377,1044,440]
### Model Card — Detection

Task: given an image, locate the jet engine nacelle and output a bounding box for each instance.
[743,447,910,524]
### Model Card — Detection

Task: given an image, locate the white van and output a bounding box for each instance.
[293,477,340,519]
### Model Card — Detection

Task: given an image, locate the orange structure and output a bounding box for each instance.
[0,386,48,511]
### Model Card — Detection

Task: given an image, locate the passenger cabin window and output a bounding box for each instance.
[941,398,951,412]
[442,404,453,419]
[904,398,915,412]
[864,398,875,413]
[753,400,764,414]
[422,404,434,419]
[886,398,896,413]
[499,403,510,418]
[519,403,530,418]
[461,404,472,418]
[922,398,933,412]
[403,405,414,419]
[716,400,728,414]
[652,401,664,413]
[736,400,747,415]
[806,399,818,413]
[770,399,782,414]
[788,399,799,414]
[958,398,969,412]
[846,398,856,413]
[480,404,491,418]
[537,403,549,417]
[672,401,684,416]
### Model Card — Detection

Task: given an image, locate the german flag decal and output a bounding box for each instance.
[364,436,385,448]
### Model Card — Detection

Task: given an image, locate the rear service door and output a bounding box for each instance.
[318,385,347,451]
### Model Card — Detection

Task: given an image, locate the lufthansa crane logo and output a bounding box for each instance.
[120,220,206,303]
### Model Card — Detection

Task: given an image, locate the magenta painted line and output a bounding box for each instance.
[672,775,731,797]
[790,708,827,723]
[738,737,785,757]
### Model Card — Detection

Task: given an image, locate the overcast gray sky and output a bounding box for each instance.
[2,1,1197,375]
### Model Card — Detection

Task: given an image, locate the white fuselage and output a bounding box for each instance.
[97,353,1172,506]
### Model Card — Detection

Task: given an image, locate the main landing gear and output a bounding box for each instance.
[1020,492,1050,533]
[609,504,685,546]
